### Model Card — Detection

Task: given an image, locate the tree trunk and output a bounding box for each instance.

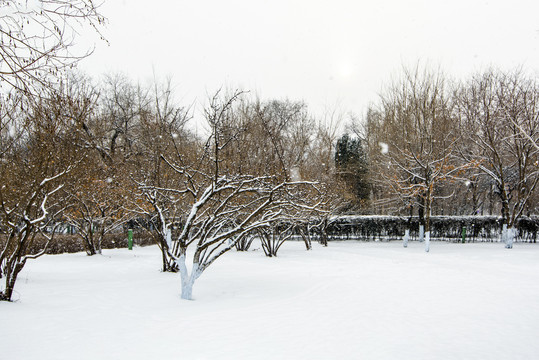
[180,272,195,300]
[403,229,409,248]
[234,233,254,252]
[299,226,312,251]
[499,185,514,250]
[177,252,200,300]
[471,181,481,215]
[263,229,279,257]
[507,227,515,249]
[318,219,329,247]
[259,229,272,257]
[158,230,178,272]
[418,198,425,242]
[488,186,494,215]
[425,231,431,252]
[424,192,431,252]
[503,224,515,249]
[160,249,178,272]
[418,202,425,243]
[82,224,97,256]
[404,205,412,248]
[0,259,25,302]
[82,234,97,256]
[96,225,105,255]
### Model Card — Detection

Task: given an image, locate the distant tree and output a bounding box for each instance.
[226,98,315,181]
[258,224,294,257]
[70,73,150,166]
[0,90,79,301]
[307,109,342,184]
[335,133,370,207]
[51,74,134,256]
[455,69,539,248]
[223,96,338,250]
[371,66,472,251]
[64,172,133,256]
[361,108,400,214]
[132,78,193,272]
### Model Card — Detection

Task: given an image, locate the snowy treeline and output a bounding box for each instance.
[355,66,539,250]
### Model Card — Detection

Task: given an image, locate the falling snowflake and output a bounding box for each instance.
[290,167,301,182]
[379,142,389,154]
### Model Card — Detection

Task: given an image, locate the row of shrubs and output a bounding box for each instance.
[325,215,539,242]
[0,231,155,256]
[3,215,538,256]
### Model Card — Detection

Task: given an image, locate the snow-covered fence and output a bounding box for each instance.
[320,215,539,243]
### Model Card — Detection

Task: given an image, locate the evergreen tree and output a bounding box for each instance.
[335,134,370,204]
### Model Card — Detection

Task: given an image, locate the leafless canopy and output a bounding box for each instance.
[0,0,106,93]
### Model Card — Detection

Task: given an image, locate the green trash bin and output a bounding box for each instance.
[128,229,133,250]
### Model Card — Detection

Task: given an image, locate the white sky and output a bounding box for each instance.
[78,0,539,124]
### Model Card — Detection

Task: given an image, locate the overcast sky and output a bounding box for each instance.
[79,0,539,123]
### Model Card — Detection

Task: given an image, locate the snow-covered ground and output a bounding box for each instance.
[2,241,539,360]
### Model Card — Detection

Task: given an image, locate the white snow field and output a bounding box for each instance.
[2,241,539,360]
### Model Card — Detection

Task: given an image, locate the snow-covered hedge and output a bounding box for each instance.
[323,215,539,242]
[0,232,154,255]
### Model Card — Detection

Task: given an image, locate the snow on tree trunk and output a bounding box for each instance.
[419,225,424,242]
[425,231,430,252]
[505,225,514,249]
[177,253,201,300]
[508,228,515,249]
[180,273,195,300]
[96,236,103,255]
[502,224,508,248]
[166,228,172,248]
[403,229,409,248]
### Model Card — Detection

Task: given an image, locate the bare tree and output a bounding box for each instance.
[372,66,471,251]
[233,231,257,251]
[362,108,403,215]
[455,69,539,248]
[307,109,342,185]
[0,1,105,300]
[0,0,106,93]
[46,74,135,256]
[132,78,193,272]
[258,224,294,257]
[152,90,324,300]
[225,98,315,181]
[0,91,78,301]
[64,174,133,256]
